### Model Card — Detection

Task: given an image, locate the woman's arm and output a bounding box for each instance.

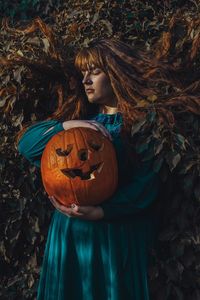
[62,120,112,140]
[48,158,160,221]
[99,159,160,220]
[18,119,112,167]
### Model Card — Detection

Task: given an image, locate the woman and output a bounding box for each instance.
[18,39,161,300]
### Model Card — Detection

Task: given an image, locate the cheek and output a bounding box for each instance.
[97,76,113,94]
[102,79,114,96]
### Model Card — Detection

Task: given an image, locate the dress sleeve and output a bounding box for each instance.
[100,158,160,220]
[18,120,64,167]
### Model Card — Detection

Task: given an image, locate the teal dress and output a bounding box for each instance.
[18,113,160,300]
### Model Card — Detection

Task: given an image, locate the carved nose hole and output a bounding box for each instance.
[78,149,88,161]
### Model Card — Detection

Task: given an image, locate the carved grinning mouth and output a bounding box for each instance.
[61,162,104,180]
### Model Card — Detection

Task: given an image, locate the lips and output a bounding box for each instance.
[86,89,94,93]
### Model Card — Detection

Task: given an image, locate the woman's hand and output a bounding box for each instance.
[49,196,104,220]
[62,120,112,141]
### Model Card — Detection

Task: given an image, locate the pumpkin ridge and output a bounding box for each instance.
[78,127,89,204]
[69,128,78,205]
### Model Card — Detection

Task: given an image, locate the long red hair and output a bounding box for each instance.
[16,15,200,145]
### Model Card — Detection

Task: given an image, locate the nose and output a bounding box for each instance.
[82,71,92,85]
[78,149,88,161]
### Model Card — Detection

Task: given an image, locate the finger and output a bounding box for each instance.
[48,196,58,207]
[49,196,64,210]
[49,196,66,209]
[70,211,85,217]
[49,197,93,219]
[91,122,113,141]
[84,121,99,131]
[70,204,86,216]
[49,202,71,217]
[55,204,88,218]
[49,196,74,214]
[89,122,111,139]
[83,120,109,136]
[71,205,93,214]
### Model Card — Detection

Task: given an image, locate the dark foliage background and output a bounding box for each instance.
[0,1,200,299]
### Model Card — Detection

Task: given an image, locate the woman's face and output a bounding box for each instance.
[81,65,115,105]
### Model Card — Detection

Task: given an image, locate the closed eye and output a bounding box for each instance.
[56,144,73,156]
[91,68,101,75]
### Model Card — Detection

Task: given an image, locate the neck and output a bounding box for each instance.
[100,96,118,114]
[100,105,118,114]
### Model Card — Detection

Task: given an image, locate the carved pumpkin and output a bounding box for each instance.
[41,127,118,207]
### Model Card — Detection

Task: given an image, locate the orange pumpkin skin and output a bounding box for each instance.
[41,127,118,207]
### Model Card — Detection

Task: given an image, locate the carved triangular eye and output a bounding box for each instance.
[88,140,104,151]
[56,144,73,156]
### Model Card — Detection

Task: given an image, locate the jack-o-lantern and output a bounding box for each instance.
[41,127,118,207]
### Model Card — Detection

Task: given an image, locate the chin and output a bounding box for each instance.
[87,96,101,104]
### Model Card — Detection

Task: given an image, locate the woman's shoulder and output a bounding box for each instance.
[18,119,63,152]
[25,119,63,132]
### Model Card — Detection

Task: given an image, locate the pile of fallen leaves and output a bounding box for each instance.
[0,1,200,299]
